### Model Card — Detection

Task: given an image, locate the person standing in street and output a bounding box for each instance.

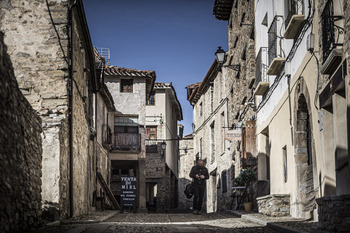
[189,159,209,215]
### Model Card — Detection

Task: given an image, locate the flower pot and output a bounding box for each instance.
[243,202,252,211]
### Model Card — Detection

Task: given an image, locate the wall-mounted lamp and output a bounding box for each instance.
[161,141,167,151]
[161,141,166,157]
[215,47,240,72]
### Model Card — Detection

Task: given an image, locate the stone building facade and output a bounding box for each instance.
[210,0,257,211]
[0,0,105,221]
[94,82,116,208]
[104,66,156,212]
[315,0,350,231]
[178,134,194,210]
[0,31,43,233]
[214,0,257,174]
[187,60,233,212]
[145,82,183,212]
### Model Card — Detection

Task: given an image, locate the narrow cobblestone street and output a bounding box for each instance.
[29,212,279,233]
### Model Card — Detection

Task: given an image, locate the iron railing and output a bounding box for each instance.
[268,16,278,65]
[321,0,344,63]
[285,0,304,27]
[112,133,141,151]
[102,124,112,145]
[255,47,269,87]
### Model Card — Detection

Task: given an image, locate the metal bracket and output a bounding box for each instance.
[223,64,240,71]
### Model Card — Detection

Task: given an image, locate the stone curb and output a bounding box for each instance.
[61,211,118,225]
[226,210,307,233]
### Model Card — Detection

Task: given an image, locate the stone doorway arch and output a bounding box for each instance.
[294,80,317,218]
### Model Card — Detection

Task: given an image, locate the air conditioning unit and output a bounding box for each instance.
[307,33,314,52]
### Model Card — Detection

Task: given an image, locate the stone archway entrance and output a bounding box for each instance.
[294,93,316,218]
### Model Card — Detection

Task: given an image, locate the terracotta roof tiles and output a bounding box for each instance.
[104,66,156,78]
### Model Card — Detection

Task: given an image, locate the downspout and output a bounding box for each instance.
[95,91,98,190]
[287,75,293,145]
[68,0,78,218]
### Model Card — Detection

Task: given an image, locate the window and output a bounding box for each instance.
[113,116,140,151]
[321,0,344,63]
[210,122,215,164]
[240,12,246,27]
[221,112,225,153]
[268,17,278,65]
[222,170,227,193]
[210,85,214,111]
[114,116,139,137]
[147,91,155,105]
[120,79,133,93]
[241,43,247,60]
[283,146,287,183]
[233,37,239,48]
[145,126,157,140]
[199,102,203,117]
[285,0,304,27]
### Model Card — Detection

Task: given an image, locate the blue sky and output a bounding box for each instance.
[83,0,228,135]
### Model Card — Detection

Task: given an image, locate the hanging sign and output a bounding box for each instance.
[225,129,241,141]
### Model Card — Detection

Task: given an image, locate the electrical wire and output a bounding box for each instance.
[45,0,68,65]
[46,0,87,105]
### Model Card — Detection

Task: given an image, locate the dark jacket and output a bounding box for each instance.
[189,165,209,185]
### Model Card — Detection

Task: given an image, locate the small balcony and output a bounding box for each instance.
[111,133,141,152]
[267,57,286,75]
[284,0,305,39]
[321,0,344,74]
[102,124,112,150]
[267,15,285,76]
[254,47,270,96]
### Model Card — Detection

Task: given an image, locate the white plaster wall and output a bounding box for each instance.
[145,88,180,177]
[105,76,147,125]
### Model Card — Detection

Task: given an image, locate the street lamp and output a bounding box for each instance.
[215,46,226,65]
[215,46,240,72]
[161,141,166,150]
[161,141,166,157]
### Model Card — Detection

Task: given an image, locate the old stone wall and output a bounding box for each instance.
[178,137,194,209]
[225,0,256,181]
[0,32,43,233]
[0,0,69,220]
[226,0,256,127]
[145,143,168,212]
[0,0,97,220]
[316,195,350,232]
[257,194,290,217]
[145,143,177,212]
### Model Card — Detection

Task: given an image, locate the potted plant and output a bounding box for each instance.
[233,167,256,211]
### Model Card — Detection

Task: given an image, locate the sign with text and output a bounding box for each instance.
[120,176,137,212]
[225,129,241,141]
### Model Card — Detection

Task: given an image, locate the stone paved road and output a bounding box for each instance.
[28,212,279,233]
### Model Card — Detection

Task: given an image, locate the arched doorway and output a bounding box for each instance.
[294,91,317,218]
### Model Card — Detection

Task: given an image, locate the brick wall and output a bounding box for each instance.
[0,32,43,233]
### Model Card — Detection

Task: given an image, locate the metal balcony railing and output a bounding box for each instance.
[285,0,304,27]
[255,47,269,87]
[112,133,141,152]
[321,0,344,63]
[102,124,112,145]
[268,17,278,65]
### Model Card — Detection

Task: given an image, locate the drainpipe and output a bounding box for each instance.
[68,0,78,218]
[287,75,293,145]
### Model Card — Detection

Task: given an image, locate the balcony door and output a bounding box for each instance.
[113,116,140,151]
